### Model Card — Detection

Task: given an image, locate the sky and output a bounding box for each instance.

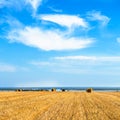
[0,0,120,87]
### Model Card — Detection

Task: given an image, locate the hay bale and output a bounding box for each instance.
[16,89,22,92]
[86,88,93,93]
[51,88,56,92]
[61,89,65,92]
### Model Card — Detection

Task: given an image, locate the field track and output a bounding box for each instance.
[0,91,120,120]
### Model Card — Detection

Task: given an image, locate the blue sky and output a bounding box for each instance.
[0,0,120,87]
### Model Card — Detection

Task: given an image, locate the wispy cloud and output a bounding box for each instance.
[54,56,120,62]
[48,7,63,13]
[7,26,94,51]
[0,63,16,72]
[31,61,51,66]
[0,0,42,12]
[0,0,7,8]
[40,14,88,28]
[117,37,120,43]
[0,62,30,72]
[53,56,120,75]
[0,0,25,10]
[26,0,43,12]
[5,16,24,29]
[30,56,120,75]
[31,56,120,70]
[54,56,96,61]
[0,0,13,8]
[87,11,110,27]
[17,80,60,87]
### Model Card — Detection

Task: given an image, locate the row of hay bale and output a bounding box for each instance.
[15,88,93,92]
[15,88,65,92]
[51,88,93,92]
[51,88,66,92]
[15,89,49,92]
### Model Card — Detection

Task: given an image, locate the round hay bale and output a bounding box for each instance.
[16,89,22,92]
[61,89,65,92]
[86,88,93,93]
[51,88,56,92]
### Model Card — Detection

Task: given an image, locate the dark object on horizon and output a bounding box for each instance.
[40,89,44,91]
[51,88,56,92]
[40,89,49,92]
[16,89,22,92]
[86,88,93,93]
[61,89,65,92]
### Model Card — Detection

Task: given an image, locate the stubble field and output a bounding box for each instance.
[0,91,120,120]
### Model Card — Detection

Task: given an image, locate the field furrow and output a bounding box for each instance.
[0,92,120,120]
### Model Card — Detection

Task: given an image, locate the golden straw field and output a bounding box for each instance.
[0,91,120,120]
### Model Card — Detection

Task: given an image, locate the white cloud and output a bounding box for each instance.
[117,37,120,43]
[87,11,110,26]
[31,61,51,66]
[30,56,120,75]
[49,7,63,13]
[6,16,24,29]
[54,56,120,62]
[0,63,29,72]
[17,80,60,87]
[0,0,42,11]
[0,0,11,8]
[40,14,88,28]
[97,56,120,62]
[26,0,42,12]
[53,56,120,75]
[0,0,6,6]
[0,0,25,10]
[0,63,16,72]
[55,56,96,61]
[7,26,94,51]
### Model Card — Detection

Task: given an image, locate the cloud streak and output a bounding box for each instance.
[117,37,120,43]
[0,0,42,12]
[0,0,26,10]
[40,14,88,28]
[17,80,60,87]
[48,7,63,13]
[7,26,94,51]
[0,63,16,72]
[54,56,120,62]
[26,0,42,12]
[30,56,120,75]
[31,61,51,66]
[87,11,110,27]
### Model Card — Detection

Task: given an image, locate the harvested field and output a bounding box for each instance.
[0,91,120,120]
